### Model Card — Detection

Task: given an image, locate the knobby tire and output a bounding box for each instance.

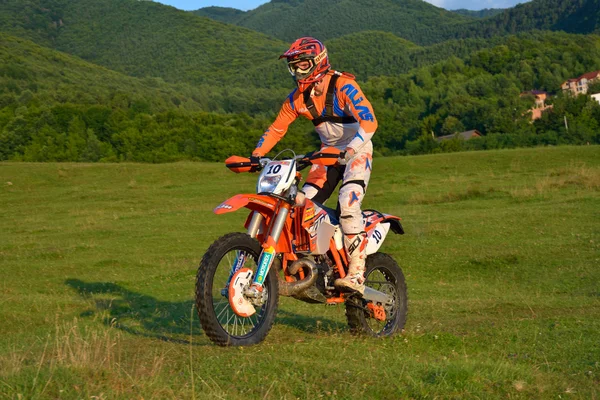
[345,252,408,337]
[195,232,279,346]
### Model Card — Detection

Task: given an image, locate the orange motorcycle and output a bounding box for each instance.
[196,148,407,346]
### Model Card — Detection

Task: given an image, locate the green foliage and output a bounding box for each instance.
[0,0,286,86]
[1,101,317,163]
[0,34,308,162]
[200,0,600,45]
[362,32,600,155]
[3,29,600,161]
[467,0,600,38]
[1,1,600,161]
[588,80,600,94]
[227,0,471,45]
[191,6,246,24]
[326,31,418,81]
[451,8,505,18]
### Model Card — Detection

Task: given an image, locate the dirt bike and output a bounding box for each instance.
[195,147,407,346]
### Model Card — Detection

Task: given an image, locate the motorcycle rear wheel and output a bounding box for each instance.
[345,252,407,337]
[196,232,279,346]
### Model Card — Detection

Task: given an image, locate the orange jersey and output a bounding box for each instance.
[253,71,377,157]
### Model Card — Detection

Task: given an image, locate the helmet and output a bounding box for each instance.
[280,37,330,92]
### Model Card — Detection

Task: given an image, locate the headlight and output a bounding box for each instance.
[258,175,282,193]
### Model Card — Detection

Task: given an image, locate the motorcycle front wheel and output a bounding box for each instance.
[345,252,408,337]
[196,232,279,346]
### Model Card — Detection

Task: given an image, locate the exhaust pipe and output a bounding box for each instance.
[279,258,319,297]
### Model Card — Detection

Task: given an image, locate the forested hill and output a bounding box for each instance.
[2,29,599,163]
[0,0,285,85]
[462,0,600,38]
[0,0,528,91]
[215,0,472,45]
[326,32,507,81]
[0,33,204,113]
[195,0,600,44]
[0,33,301,163]
[1,0,600,163]
[366,31,600,155]
[191,6,246,23]
[3,0,598,89]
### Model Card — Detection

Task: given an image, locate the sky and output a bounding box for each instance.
[155,0,530,12]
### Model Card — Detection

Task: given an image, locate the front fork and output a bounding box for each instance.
[246,211,264,239]
[224,205,290,301]
[221,211,263,296]
[249,204,290,291]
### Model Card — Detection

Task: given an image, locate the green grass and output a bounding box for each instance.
[1,146,599,399]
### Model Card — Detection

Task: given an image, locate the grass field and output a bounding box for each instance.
[1,146,599,399]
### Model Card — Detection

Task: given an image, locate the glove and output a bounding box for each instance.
[338,149,356,165]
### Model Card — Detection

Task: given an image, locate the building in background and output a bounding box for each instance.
[436,129,482,142]
[520,90,553,121]
[561,71,600,95]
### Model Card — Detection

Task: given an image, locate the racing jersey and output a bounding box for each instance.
[253,71,377,157]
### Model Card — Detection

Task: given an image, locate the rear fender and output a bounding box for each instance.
[363,210,404,255]
[381,215,404,235]
[363,209,404,235]
[365,222,390,255]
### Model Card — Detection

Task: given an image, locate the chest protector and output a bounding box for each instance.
[303,71,358,127]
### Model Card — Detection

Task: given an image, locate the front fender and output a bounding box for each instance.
[214,194,278,215]
[214,194,293,254]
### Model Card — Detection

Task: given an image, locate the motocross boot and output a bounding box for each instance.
[335,232,368,294]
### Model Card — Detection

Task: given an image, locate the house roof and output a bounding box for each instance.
[563,71,600,86]
[436,129,482,142]
[578,70,600,81]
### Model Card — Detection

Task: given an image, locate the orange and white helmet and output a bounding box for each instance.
[280,37,330,92]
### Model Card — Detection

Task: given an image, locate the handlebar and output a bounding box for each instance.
[225,147,342,173]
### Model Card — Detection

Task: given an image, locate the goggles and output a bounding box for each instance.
[287,58,315,78]
[286,50,327,80]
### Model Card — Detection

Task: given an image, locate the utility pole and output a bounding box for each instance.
[564,115,569,132]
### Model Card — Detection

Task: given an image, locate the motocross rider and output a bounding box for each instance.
[251,37,377,294]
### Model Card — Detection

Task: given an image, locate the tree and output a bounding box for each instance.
[441,116,465,135]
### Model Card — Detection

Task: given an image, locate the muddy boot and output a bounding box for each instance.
[335,232,367,294]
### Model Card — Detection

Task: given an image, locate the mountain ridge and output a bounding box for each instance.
[226,0,471,45]
[0,0,286,85]
[192,0,600,44]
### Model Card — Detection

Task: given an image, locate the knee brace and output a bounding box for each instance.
[338,182,365,234]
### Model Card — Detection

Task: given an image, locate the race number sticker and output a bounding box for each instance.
[366,223,390,255]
